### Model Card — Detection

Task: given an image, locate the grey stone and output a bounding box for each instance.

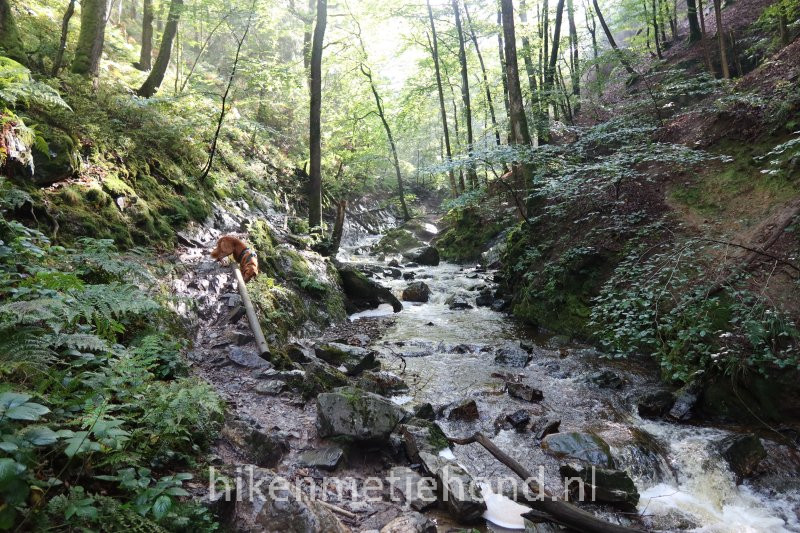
[445,294,473,310]
[380,512,437,533]
[316,387,406,442]
[532,417,561,440]
[400,419,449,461]
[447,398,479,421]
[314,342,379,376]
[228,347,272,368]
[297,445,345,471]
[435,461,486,523]
[255,380,286,395]
[222,420,289,468]
[542,432,614,467]
[412,403,435,421]
[717,434,766,483]
[402,246,440,266]
[402,281,431,303]
[669,381,702,421]
[388,467,437,511]
[560,462,639,510]
[586,370,624,389]
[506,382,543,402]
[495,343,533,367]
[358,370,409,396]
[338,264,403,313]
[637,390,675,419]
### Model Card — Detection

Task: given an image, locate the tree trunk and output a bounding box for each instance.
[697,0,715,75]
[52,0,76,75]
[542,0,549,79]
[520,0,545,141]
[500,0,534,192]
[72,0,108,76]
[545,0,565,89]
[361,64,411,221]
[330,199,347,255]
[426,1,458,197]
[0,0,25,64]
[651,0,664,59]
[308,0,326,230]
[778,3,789,46]
[584,0,600,77]
[713,0,730,78]
[464,2,502,149]
[452,0,479,190]
[137,0,182,97]
[592,0,636,74]
[566,0,579,106]
[137,0,153,70]
[686,0,702,42]
[304,0,314,83]
[497,8,511,127]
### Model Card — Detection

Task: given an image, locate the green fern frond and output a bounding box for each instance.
[0,327,55,364]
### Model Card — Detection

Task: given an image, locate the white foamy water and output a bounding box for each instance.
[479,483,528,530]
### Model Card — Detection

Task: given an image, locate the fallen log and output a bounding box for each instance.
[448,432,644,533]
[233,266,270,359]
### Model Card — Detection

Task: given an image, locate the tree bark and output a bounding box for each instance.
[330,199,347,255]
[497,8,511,127]
[464,2,502,150]
[137,0,182,97]
[308,0,326,230]
[712,0,730,78]
[0,0,25,63]
[426,1,459,197]
[52,0,76,75]
[584,0,600,77]
[651,0,664,59]
[545,0,566,89]
[137,0,153,70]
[72,0,108,76]
[686,0,702,42]
[500,0,534,192]
[697,0,714,75]
[361,64,411,221]
[592,0,636,74]
[567,0,580,108]
[520,0,544,141]
[452,0,479,190]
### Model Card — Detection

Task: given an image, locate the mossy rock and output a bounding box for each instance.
[373,228,423,254]
[435,207,504,263]
[29,127,80,186]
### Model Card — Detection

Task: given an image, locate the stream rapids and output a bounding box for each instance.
[337,225,800,532]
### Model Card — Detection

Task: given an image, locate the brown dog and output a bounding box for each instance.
[210,235,259,282]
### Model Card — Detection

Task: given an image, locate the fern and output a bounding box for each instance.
[0,57,70,111]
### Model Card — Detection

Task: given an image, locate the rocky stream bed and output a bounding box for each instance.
[168,202,800,532]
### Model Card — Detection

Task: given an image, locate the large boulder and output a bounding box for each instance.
[374,229,424,254]
[316,387,406,443]
[400,419,449,461]
[403,246,440,266]
[668,381,702,421]
[402,281,431,303]
[314,342,379,376]
[26,127,79,186]
[297,445,345,471]
[637,390,675,419]
[337,264,403,313]
[560,463,639,510]
[542,432,614,468]
[494,343,532,367]
[445,294,473,310]
[716,434,766,483]
[233,467,348,532]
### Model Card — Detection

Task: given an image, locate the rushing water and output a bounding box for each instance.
[337,231,800,532]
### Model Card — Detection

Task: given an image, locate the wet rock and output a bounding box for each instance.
[412,403,435,421]
[386,268,403,278]
[316,387,406,442]
[297,445,345,471]
[475,288,494,307]
[532,417,561,440]
[402,281,431,303]
[522,514,562,533]
[560,463,639,510]
[222,420,289,468]
[402,271,416,280]
[358,370,409,396]
[233,466,348,533]
[444,293,472,310]
[338,263,403,313]
[388,259,401,267]
[490,299,509,312]
[547,335,572,348]
[255,380,286,395]
[400,419,449,461]
[300,360,349,398]
[435,461,486,523]
[228,331,255,346]
[637,390,675,419]
[388,467,437,511]
[380,512,437,533]
[506,382,543,402]
[314,342,379,376]
[226,305,246,324]
[228,347,272,369]
[586,370,624,389]
[717,434,766,483]
[447,398,479,421]
[506,409,531,431]
[668,381,702,421]
[542,432,614,467]
[402,246,440,266]
[374,229,424,254]
[494,343,532,367]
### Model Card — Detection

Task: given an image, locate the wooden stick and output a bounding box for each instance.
[449,432,645,533]
[233,266,271,359]
[316,499,357,519]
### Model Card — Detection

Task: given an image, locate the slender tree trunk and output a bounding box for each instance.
[686,0,702,42]
[137,0,182,96]
[713,0,730,78]
[658,0,668,43]
[567,0,579,108]
[304,0,314,83]
[330,199,347,254]
[464,2,502,149]
[697,0,715,75]
[542,0,549,79]
[593,0,636,74]
[361,64,411,221]
[452,0,479,190]
[137,0,153,70]
[308,0,326,230]
[778,4,789,45]
[497,8,511,127]
[651,0,664,59]
[72,0,108,76]
[584,0,600,78]
[200,3,253,182]
[520,0,544,141]
[500,0,534,193]
[543,0,566,133]
[52,0,76,75]
[426,1,458,197]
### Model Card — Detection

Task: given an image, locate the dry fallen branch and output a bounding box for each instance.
[448,432,645,533]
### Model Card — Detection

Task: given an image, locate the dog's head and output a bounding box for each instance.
[242,262,258,282]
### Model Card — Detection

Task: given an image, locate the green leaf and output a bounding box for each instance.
[0,458,23,485]
[0,392,31,410]
[164,487,189,496]
[5,402,50,421]
[0,504,16,530]
[0,442,18,452]
[21,426,58,446]
[151,495,171,520]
